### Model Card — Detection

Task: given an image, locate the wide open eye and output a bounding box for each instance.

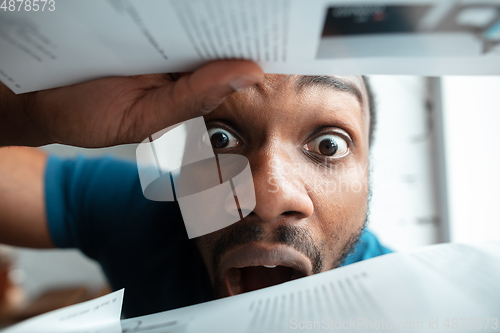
[207,127,241,149]
[304,134,349,158]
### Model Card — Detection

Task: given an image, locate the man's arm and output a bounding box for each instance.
[0,60,263,148]
[0,147,53,248]
[0,84,49,146]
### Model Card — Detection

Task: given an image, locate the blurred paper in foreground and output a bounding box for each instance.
[118,242,500,332]
[0,0,500,94]
[3,242,499,332]
[1,289,123,333]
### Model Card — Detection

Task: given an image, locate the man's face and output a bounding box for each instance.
[195,74,371,298]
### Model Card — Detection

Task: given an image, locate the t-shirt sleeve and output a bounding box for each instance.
[44,155,211,317]
[44,155,185,260]
[340,229,393,267]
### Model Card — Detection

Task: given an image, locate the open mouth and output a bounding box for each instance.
[220,245,313,296]
[225,265,307,295]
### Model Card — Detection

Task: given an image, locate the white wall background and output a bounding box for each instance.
[440,76,500,244]
[368,76,440,251]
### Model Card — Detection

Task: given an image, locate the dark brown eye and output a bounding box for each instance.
[304,134,349,158]
[207,128,240,149]
[210,132,229,148]
[318,138,338,156]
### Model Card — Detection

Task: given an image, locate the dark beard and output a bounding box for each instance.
[211,224,324,276]
[206,183,372,297]
[209,221,367,297]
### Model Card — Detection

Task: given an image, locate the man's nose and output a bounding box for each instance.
[250,155,314,223]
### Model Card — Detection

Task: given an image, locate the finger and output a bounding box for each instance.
[141,60,264,132]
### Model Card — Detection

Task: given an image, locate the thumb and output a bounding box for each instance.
[151,60,264,126]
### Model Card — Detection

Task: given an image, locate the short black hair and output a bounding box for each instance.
[362,76,376,146]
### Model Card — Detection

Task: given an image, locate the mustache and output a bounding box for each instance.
[211,223,324,275]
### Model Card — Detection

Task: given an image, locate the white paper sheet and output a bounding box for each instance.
[4,243,499,332]
[118,242,500,333]
[0,289,124,333]
[1,0,499,94]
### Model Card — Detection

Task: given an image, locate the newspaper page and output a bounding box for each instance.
[0,0,499,94]
[115,242,500,333]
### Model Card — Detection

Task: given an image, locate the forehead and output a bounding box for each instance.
[206,75,370,141]
[254,75,366,104]
[220,74,368,116]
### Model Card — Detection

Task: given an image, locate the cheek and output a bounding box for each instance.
[304,162,369,248]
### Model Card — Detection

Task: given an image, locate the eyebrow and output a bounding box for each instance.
[295,75,364,106]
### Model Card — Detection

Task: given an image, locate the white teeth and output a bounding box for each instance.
[263,265,277,268]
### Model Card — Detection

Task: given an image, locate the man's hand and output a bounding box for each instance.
[0,60,263,147]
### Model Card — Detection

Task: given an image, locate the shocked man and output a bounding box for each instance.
[0,74,390,318]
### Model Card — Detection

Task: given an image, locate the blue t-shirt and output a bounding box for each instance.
[44,155,392,318]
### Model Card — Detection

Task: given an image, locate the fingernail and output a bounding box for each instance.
[229,76,259,92]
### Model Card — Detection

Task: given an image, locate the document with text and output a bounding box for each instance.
[116,242,500,333]
[2,243,499,332]
[1,0,499,93]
